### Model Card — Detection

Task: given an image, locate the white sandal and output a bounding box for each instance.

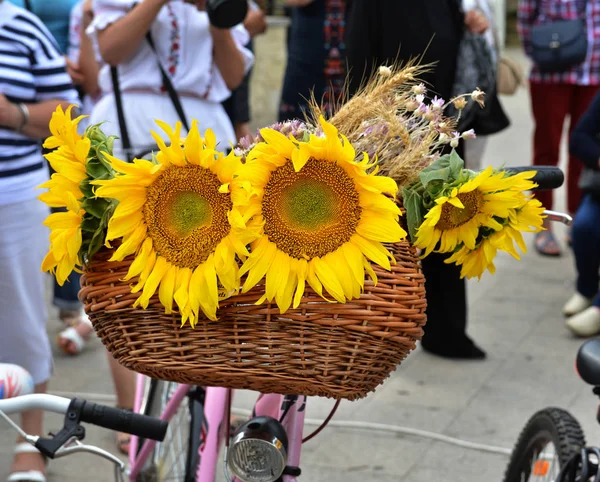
[7,442,46,482]
[57,317,93,356]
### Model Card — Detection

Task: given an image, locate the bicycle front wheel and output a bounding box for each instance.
[503,408,585,482]
[135,380,204,482]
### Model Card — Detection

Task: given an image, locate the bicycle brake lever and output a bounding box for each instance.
[543,210,573,226]
[54,442,126,475]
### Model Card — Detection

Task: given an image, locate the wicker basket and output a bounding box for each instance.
[80,242,426,400]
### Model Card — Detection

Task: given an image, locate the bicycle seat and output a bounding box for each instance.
[577,339,600,386]
[0,364,34,399]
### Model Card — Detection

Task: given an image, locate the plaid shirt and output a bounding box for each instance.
[517,0,600,84]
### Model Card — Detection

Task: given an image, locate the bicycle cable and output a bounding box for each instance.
[231,408,512,455]
[302,400,340,443]
[50,390,513,456]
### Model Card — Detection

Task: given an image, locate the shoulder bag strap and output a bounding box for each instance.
[110,66,134,162]
[145,31,190,133]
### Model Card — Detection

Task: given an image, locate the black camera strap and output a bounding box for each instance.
[110,31,190,162]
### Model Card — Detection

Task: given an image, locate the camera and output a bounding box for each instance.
[206,0,249,29]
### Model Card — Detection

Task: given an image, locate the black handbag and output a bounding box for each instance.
[110,31,190,162]
[531,1,588,73]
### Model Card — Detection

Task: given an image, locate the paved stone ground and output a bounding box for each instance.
[1,46,597,481]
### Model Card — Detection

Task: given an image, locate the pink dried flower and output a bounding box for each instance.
[431,96,445,111]
[452,97,468,110]
[405,99,420,111]
[461,129,476,140]
[450,132,461,148]
[471,88,486,108]
[412,83,426,95]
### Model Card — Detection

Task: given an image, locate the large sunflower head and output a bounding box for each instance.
[93,120,258,325]
[234,116,407,313]
[39,105,91,285]
[414,166,533,256]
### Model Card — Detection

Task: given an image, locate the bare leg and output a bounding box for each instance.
[11,381,47,475]
[107,353,135,453]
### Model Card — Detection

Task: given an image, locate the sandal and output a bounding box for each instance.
[57,317,93,356]
[8,442,46,482]
[58,309,85,327]
[535,231,562,257]
[116,433,131,455]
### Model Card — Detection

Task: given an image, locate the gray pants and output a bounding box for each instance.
[0,198,52,385]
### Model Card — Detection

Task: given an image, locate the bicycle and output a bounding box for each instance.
[502,337,600,482]
[0,165,569,482]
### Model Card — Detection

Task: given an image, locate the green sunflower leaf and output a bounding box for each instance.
[79,178,95,199]
[447,149,465,177]
[418,155,452,188]
[401,187,424,241]
[87,227,106,260]
[81,198,108,219]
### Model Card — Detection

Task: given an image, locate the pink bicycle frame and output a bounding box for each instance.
[128,373,306,482]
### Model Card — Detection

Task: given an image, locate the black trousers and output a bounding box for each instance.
[420,253,467,344]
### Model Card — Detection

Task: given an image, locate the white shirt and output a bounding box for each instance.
[89,0,254,103]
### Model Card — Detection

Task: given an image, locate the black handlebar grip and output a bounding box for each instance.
[75,399,167,441]
[504,166,564,191]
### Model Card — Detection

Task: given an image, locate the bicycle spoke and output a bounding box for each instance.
[143,381,193,481]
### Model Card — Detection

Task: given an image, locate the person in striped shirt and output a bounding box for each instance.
[518,0,600,257]
[0,1,79,480]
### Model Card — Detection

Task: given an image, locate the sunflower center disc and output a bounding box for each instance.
[144,165,232,268]
[262,158,361,259]
[168,192,211,238]
[437,190,484,230]
[282,180,335,230]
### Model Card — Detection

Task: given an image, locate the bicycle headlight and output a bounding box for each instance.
[225,416,288,482]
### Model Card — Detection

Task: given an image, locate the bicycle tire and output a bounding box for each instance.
[135,380,203,482]
[503,407,586,482]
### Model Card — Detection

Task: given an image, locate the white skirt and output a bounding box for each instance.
[0,198,52,385]
[90,92,236,160]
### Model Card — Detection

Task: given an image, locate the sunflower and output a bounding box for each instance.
[415,166,532,256]
[508,196,546,233]
[38,105,90,285]
[234,116,407,313]
[444,195,546,280]
[93,121,257,325]
[445,236,498,280]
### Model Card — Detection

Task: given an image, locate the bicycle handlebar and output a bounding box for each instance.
[504,166,564,191]
[0,394,167,442]
[75,398,167,442]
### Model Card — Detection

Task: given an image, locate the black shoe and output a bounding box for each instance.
[421,336,486,360]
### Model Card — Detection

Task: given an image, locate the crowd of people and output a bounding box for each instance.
[0,0,600,479]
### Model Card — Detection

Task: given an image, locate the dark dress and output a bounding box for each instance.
[279,0,346,122]
[345,0,484,358]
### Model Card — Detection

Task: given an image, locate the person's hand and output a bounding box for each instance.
[465,9,489,34]
[82,0,94,27]
[65,57,85,85]
[244,7,267,37]
[285,0,315,6]
[0,94,23,130]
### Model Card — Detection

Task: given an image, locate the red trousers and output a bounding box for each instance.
[530,82,600,214]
